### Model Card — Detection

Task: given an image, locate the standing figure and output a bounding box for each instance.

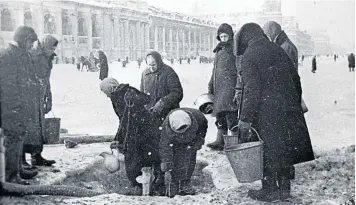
[0,26,39,184]
[100,78,163,195]
[301,55,304,62]
[334,54,337,62]
[160,108,207,197]
[98,50,109,80]
[348,53,355,72]
[140,51,183,130]
[234,23,314,202]
[312,55,317,73]
[187,58,190,64]
[207,23,241,151]
[24,35,58,168]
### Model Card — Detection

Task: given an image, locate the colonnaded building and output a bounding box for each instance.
[0,0,219,62]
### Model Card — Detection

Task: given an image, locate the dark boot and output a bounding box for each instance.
[207,129,226,151]
[9,174,31,185]
[19,168,38,179]
[31,153,56,166]
[278,177,292,200]
[248,177,280,202]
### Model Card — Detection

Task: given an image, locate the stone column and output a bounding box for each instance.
[124,19,129,58]
[182,30,185,57]
[162,26,166,54]
[176,29,179,59]
[55,10,63,61]
[193,31,197,55]
[115,17,120,59]
[72,11,78,59]
[169,28,173,58]
[154,26,158,51]
[136,21,140,58]
[188,30,191,56]
[145,23,150,54]
[199,31,202,53]
[88,14,93,53]
[15,8,24,27]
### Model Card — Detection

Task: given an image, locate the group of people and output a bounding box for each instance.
[0,26,58,185]
[98,21,314,202]
[1,21,316,202]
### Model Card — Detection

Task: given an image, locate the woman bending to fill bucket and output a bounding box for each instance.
[233,23,314,202]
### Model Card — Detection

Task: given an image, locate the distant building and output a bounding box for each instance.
[0,0,217,62]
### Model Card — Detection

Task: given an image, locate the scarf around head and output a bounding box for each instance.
[100,77,120,96]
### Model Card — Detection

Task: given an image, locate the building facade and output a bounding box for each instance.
[0,0,218,62]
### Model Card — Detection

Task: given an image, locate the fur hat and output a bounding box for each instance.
[168,110,192,133]
[217,23,234,41]
[13,26,38,49]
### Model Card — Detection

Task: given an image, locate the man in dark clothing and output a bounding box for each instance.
[234,23,314,202]
[140,51,183,128]
[312,56,317,73]
[98,50,109,80]
[207,23,242,151]
[101,78,163,195]
[24,35,58,168]
[160,108,207,197]
[0,26,39,184]
[348,53,355,72]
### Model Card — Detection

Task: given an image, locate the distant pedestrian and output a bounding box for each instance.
[334,54,337,62]
[98,50,109,80]
[312,56,317,73]
[348,53,355,72]
[187,58,190,64]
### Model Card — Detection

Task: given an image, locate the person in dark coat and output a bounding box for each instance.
[98,50,109,80]
[187,58,190,64]
[263,21,299,71]
[348,53,355,72]
[24,35,58,168]
[160,108,207,197]
[140,51,183,128]
[312,55,317,73]
[206,23,242,151]
[101,78,164,195]
[234,23,314,202]
[0,26,39,184]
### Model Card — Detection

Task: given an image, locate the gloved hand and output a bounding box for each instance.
[149,100,165,114]
[44,100,52,114]
[233,89,242,105]
[202,103,213,114]
[238,120,253,143]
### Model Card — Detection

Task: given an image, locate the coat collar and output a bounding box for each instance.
[274,31,288,46]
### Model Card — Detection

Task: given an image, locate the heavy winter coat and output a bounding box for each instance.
[140,51,183,119]
[0,29,38,137]
[110,84,161,185]
[234,23,314,174]
[99,51,109,80]
[312,56,317,71]
[160,108,208,181]
[23,36,58,152]
[348,53,355,68]
[208,42,240,115]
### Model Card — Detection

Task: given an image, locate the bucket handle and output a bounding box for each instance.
[250,127,263,143]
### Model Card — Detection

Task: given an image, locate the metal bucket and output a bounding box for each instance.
[194,93,215,116]
[224,128,263,183]
[44,118,61,144]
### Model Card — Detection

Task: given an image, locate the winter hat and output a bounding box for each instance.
[169,110,192,133]
[42,35,58,50]
[233,23,267,56]
[217,23,234,41]
[13,26,38,49]
[100,77,120,96]
[262,21,282,42]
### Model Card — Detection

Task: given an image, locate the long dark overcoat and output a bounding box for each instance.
[160,108,208,181]
[208,43,239,115]
[110,84,161,186]
[99,51,109,80]
[348,54,355,68]
[234,23,314,174]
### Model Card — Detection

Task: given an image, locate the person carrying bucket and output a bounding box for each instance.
[159,108,207,198]
[233,23,314,202]
[206,23,242,151]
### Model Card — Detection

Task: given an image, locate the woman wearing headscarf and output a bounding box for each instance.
[100,78,164,195]
[23,35,58,168]
[206,23,242,151]
[234,23,314,202]
[98,50,109,80]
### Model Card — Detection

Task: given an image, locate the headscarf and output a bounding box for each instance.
[13,26,38,49]
[233,23,268,56]
[168,110,192,133]
[41,35,58,57]
[100,77,120,96]
[262,21,282,42]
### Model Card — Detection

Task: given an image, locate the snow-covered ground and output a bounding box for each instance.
[50,56,354,149]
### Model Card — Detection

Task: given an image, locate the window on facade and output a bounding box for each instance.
[92,15,100,37]
[1,9,14,31]
[62,16,72,35]
[44,14,56,34]
[78,18,87,36]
